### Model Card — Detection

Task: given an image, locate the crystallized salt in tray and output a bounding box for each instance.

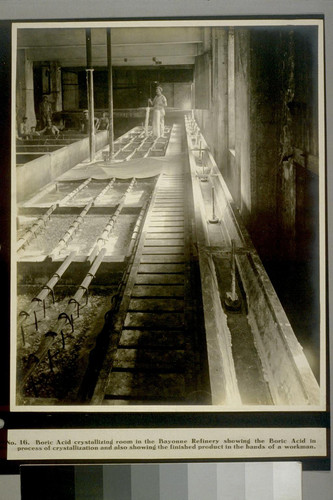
[18,215,77,258]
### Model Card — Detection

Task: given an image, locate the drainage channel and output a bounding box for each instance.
[185,113,319,407]
[185,115,274,405]
[197,179,273,405]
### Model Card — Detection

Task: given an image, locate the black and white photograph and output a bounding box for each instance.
[12,19,326,411]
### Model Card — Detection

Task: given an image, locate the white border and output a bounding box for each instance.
[10,18,327,413]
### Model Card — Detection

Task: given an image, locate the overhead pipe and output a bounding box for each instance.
[59,178,93,205]
[53,178,118,257]
[68,247,107,318]
[17,203,57,254]
[94,177,116,203]
[20,249,106,389]
[88,177,137,262]
[18,178,118,340]
[18,250,76,340]
[33,251,77,308]
[126,198,150,257]
[20,178,149,393]
[21,177,136,386]
[50,199,95,257]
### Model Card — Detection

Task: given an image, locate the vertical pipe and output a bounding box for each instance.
[86,29,95,161]
[86,28,92,67]
[208,185,219,222]
[224,239,240,310]
[107,28,114,159]
[212,186,216,219]
[230,239,236,299]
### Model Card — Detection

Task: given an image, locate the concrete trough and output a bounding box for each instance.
[185,114,320,407]
[17,153,46,163]
[16,130,109,203]
[17,208,141,262]
[18,260,126,289]
[16,175,155,282]
[17,144,73,153]
[19,137,84,146]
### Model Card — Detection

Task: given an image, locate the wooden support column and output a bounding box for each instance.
[50,61,62,112]
[86,29,95,162]
[107,28,114,159]
[235,29,251,216]
[16,49,36,128]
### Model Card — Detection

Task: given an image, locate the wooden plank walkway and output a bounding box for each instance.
[92,125,207,405]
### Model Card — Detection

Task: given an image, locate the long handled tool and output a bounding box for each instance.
[144,101,150,136]
[224,240,241,311]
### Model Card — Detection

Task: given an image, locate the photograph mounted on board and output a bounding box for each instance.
[11,19,326,412]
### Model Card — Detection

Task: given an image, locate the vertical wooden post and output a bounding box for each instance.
[86,28,95,161]
[107,28,114,159]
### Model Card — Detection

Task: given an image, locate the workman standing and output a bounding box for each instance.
[40,95,53,128]
[148,86,167,138]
